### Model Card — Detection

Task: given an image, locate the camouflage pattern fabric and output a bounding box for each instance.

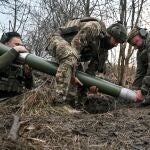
[47,18,108,104]
[132,33,150,103]
[0,49,34,96]
[0,64,33,95]
[132,49,148,90]
[48,35,78,103]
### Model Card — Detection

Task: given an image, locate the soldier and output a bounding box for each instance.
[127,27,150,105]
[47,17,127,111]
[0,32,34,100]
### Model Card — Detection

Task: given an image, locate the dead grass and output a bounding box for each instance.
[0,73,149,150]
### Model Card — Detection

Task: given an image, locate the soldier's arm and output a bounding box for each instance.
[23,64,34,89]
[0,49,19,70]
[141,44,150,96]
[86,50,108,76]
[71,21,104,50]
[97,51,108,74]
[85,57,99,76]
[24,75,34,89]
[132,51,147,90]
[141,45,150,95]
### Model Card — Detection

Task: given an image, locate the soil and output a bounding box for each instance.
[0,90,149,150]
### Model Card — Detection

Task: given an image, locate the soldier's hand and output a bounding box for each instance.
[71,76,83,86]
[135,90,144,102]
[89,86,98,93]
[23,64,32,77]
[13,45,28,53]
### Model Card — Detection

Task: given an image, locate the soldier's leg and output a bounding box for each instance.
[76,64,88,108]
[55,59,75,104]
[76,85,88,108]
[47,35,78,105]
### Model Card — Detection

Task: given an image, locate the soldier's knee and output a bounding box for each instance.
[56,63,72,81]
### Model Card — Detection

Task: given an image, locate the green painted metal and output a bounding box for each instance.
[0,43,135,99]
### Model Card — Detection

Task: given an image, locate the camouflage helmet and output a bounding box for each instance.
[107,21,127,43]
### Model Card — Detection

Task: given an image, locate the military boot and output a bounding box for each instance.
[53,95,81,114]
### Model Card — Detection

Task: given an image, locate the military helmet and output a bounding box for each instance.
[127,27,148,43]
[107,21,127,43]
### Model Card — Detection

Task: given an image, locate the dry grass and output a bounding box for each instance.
[0,73,149,150]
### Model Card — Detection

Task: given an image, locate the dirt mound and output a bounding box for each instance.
[0,91,150,150]
[0,76,149,150]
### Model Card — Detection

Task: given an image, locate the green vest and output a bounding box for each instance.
[0,63,24,93]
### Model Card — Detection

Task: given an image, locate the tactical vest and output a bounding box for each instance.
[0,64,24,93]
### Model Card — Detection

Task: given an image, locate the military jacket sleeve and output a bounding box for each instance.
[132,51,147,90]
[85,56,99,76]
[85,51,108,76]
[0,49,19,70]
[71,21,105,53]
[141,35,150,95]
[71,21,107,76]
[24,74,34,89]
[23,65,34,89]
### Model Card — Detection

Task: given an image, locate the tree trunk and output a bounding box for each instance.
[13,0,17,31]
[85,0,90,17]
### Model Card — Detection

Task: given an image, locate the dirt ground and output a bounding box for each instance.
[0,87,149,150]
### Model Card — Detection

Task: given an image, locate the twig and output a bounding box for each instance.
[7,114,20,141]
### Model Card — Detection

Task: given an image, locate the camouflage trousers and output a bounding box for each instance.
[48,34,79,104]
[141,76,150,105]
[66,63,88,108]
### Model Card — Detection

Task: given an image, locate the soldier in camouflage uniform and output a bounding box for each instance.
[128,27,150,105]
[0,32,34,100]
[47,17,127,108]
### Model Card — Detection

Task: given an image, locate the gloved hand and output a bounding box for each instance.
[89,86,98,93]
[135,90,144,102]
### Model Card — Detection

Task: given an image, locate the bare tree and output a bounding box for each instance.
[0,0,31,33]
[25,0,97,57]
[117,0,146,86]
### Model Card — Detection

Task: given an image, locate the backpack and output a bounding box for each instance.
[59,17,106,43]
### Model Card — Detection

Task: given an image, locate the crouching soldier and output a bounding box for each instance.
[128,27,150,105]
[47,17,127,112]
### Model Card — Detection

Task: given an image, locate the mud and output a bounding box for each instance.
[0,94,149,150]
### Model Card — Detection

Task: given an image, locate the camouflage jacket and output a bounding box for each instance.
[0,49,33,93]
[59,18,108,75]
[132,33,150,96]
